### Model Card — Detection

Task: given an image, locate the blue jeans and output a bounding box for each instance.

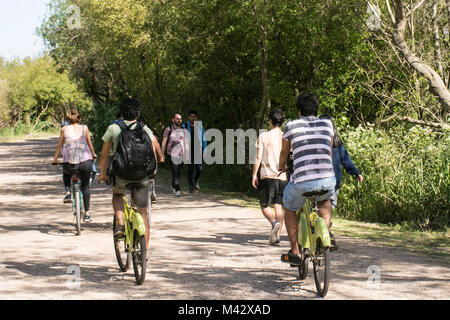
[188,164,202,188]
[282,176,336,212]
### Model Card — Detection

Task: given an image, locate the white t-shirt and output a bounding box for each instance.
[255,128,287,181]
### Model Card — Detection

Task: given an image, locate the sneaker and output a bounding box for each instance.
[273,238,281,246]
[195,182,200,190]
[269,222,281,244]
[175,191,181,197]
[114,225,125,237]
[84,214,92,223]
[189,185,194,193]
[63,193,72,204]
[281,250,302,266]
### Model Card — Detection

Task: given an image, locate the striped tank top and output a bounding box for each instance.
[283,116,334,184]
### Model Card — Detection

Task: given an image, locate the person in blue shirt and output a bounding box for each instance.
[318,114,363,250]
[319,114,363,208]
[183,110,207,193]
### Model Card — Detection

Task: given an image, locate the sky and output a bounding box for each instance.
[0,0,51,60]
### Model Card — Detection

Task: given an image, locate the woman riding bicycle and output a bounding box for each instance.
[52,109,97,222]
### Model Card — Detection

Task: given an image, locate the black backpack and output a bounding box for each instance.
[110,120,156,181]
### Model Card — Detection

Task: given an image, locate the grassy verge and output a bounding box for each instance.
[0,124,59,143]
[156,165,449,264]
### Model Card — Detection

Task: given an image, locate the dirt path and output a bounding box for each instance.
[0,137,448,300]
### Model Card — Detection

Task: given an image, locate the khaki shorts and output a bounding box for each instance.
[112,177,150,208]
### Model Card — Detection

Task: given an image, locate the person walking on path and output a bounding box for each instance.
[161,112,189,196]
[252,110,288,245]
[184,110,207,193]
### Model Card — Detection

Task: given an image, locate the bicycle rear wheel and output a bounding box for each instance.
[74,188,81,236]
[132,231,147,285]
[313,243,330,297]
[113,215,130,272]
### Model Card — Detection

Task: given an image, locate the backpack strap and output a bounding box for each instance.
[115,119,127,131]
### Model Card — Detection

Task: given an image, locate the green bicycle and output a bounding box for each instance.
[113,183,148,285]
[54,162,84,236]
[280,155,332,297]
[294,191,332,297]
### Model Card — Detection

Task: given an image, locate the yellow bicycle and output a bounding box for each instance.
[113,183,148,285]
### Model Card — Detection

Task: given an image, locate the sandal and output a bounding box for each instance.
[281,250,302,266]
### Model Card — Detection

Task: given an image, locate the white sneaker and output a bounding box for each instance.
[269,222,281,244]
[175,191,181,197]
[195,182,200,190]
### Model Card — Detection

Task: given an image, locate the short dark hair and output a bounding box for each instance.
[269,109,284,127]
[188,110,198,116]
[116,111,122,119]
[119,98,142,121]
[173,112,182,118]
[319,113,341,147]
[296,93,320,116]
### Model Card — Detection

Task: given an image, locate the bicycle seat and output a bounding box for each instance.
[125,183,145,190]
[302,189,329,198]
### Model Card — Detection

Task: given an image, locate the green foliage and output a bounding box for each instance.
[38,0,449,231]
[0,56,91,129]
[338,125,450,231]
[0,120,59,139]
[85,102,119,150]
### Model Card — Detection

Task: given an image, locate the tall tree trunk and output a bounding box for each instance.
[392,0,450,120]
[431,0,444,79]
[252,1,271,130]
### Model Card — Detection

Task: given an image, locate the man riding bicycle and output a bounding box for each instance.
[99,98,163,252]
[279,93,336,265]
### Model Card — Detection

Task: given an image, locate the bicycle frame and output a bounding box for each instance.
[122,196,146,250]
[71,176,84,213]
[297,198,331,259]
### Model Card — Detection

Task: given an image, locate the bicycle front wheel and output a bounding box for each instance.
[113,215,130,272]
[313,243,330,297]
[132,231,147,285]
[298,247,308,280]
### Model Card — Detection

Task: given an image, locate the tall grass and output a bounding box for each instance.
[0,121,59,140]
[338,125,449,231]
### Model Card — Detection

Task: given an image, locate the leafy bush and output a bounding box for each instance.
[0,120,58,138]
[85,102,120,151]
[337,125,449,231]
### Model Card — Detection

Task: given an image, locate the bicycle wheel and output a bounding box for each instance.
[298,247,308,280]
[74,188,81,236]
[132,230,147,285]
[113,215,130,272]
[313,242,330,297]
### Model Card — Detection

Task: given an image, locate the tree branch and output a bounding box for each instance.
[392,0,450,119]
[401,116,450,129]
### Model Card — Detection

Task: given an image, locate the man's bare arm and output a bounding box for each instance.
[279,138,291,172]
[100,142,112,180]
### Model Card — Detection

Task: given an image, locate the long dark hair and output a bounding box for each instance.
[319,113,342,148]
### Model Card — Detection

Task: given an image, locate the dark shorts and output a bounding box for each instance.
[258,178,288,208]
[112,177,150,209]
